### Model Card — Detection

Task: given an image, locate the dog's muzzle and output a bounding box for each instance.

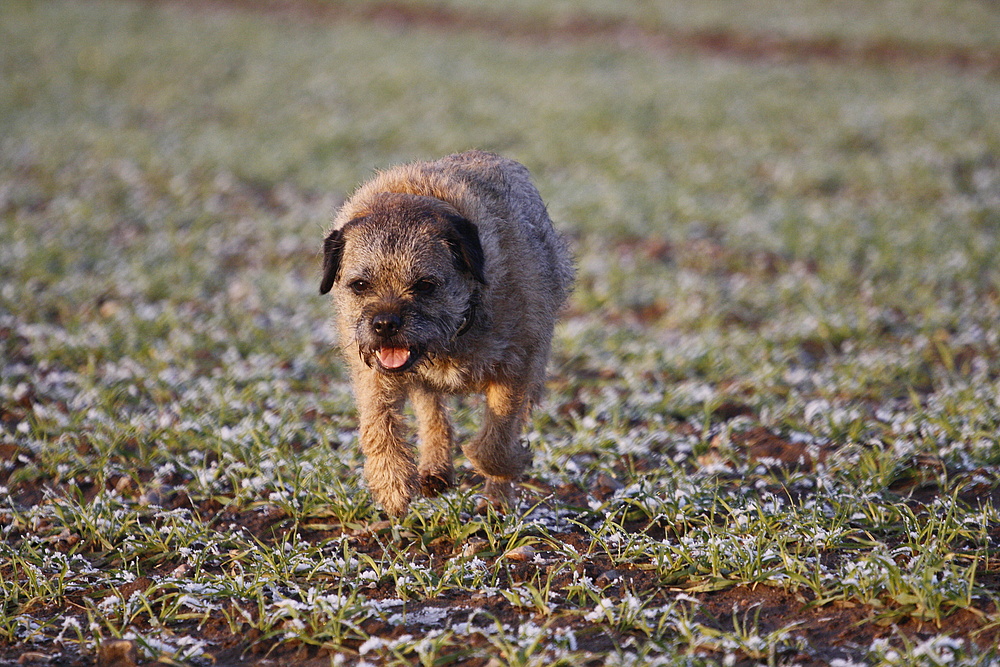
[364,311,421,373]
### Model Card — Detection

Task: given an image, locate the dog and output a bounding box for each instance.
[320,151,573,517]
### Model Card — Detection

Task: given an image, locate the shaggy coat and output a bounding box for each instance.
[321,151,573,516]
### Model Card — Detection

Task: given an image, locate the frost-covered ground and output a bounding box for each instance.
[2,1,1000,664]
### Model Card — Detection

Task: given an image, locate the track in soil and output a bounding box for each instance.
[135,0,1000,75]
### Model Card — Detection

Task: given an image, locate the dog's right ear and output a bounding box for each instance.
[444,212,487,285]
[319,228,345,295]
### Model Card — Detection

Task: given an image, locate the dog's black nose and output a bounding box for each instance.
[371,313,402,338]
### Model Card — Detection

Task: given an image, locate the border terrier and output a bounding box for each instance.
[320,151,574,517]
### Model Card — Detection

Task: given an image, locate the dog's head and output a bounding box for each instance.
[320,193,486,374]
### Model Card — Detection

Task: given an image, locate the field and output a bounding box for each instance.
[3,0,1000,664]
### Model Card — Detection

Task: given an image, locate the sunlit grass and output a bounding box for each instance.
[2,0,1000,664]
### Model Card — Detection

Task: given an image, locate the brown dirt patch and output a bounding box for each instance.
[122,0,1000,75]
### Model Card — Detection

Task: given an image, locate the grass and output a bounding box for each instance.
[3,0,1000,664]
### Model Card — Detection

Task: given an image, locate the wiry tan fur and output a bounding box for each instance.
[320,151,573,517]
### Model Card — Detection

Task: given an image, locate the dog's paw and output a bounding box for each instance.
[418,470,454,498]
[463,439,533,479]
[369,482,414,518]
[378,496,411,518]
[474,478,515,515]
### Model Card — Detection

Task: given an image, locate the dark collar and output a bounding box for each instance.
[456,295,479,337]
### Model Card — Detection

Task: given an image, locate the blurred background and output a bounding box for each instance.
[3,1,1000,662]
[3,0,998,329]
[3,0,1000,490]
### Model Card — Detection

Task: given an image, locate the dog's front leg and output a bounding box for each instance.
[354,374,416,517]
[410,385,455,497]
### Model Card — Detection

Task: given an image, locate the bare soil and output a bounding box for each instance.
[132,0,1000,74]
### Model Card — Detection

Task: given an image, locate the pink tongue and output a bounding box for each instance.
[377,347,410,369]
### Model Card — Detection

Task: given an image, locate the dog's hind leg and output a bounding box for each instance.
[462,376,535,509]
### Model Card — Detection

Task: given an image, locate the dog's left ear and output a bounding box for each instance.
[319,228,345,294]
[444,213,486,285]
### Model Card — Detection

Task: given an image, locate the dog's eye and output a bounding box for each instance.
[412,278,437,296]
[349,279,371,294]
